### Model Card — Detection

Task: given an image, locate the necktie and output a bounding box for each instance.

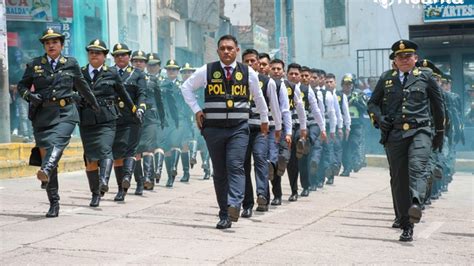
[224,66,232,81]
[92,69,99,81]
[402,72,409,86]
[119,69,124,76]
[50,59,56,70]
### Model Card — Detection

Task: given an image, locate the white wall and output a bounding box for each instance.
[293,0,423,81]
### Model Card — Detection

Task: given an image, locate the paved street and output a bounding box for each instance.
[0,165,472,264]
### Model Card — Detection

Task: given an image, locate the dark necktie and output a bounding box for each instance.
[92,69,99,81]
[224,66,232,81]
[119,69,124,76]
[50,59,56,70]
[402,72,409,87]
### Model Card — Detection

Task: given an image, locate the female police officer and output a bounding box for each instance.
[18,28,99,217]
[79,40,135,207]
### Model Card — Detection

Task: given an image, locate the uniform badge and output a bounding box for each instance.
[423,60,428,67]
[47,28,54,34]
[402,123,410,131]
[259,81,263,89]
[235,72,243,81]
[119,101,125,108]
[59,57,67,64]
[117,43,122,50]
[59,99,66,107]
[413,68,420,76]
[127,67,132,73]
[392,70,397,76]
[149,55,154,60]
[34,65,44,73]
[94,39,100,46]
[337,95,341,102]
[145,76,149,80]
[399,41,405,50]
[103,65,108,71]
[41,57,47,64]
[226,99,234,108]
[138,51,143,56]
[287,87,292,96]
[385,80,393,87]
[213,71,222,79]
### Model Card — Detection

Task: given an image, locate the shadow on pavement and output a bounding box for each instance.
[0,212,46,222]
[335,235,414,246]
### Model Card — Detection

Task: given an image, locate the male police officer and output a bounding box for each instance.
[181,35,269,229]
[241,49,282,217]
[368,40,445,242]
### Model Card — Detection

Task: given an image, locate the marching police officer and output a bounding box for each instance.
[79,40,135,206]
[145,53,168,184]
[368,40,445,242]
[18,28,100,217]
[111,43,146,201]
[268,59,305,205]
[241,49,282,217]
[181,35,269,229]
[161,59,182,187]
[340,74,368,176]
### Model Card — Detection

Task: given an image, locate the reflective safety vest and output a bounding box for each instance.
[297,84,314,126]
[249,74,271,130]
[204,61,250,127]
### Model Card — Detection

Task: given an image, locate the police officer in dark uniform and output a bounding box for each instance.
[181,35,269,229]
[79,40,135,206]
[132,50,165,194]
[340,74,367,176]
[18,28,100,217]
[368,40,445,242]
[111,43,146,201]
[145,53,167,184]
[160,59,182,187]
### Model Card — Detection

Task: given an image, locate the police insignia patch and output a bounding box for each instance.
[235,72,243,81]
[94,39,100,46]
[119,101,125,108]
[338,95,341,102]
[227,99,234,108]
[423,60,428,67]
[127,67,132,73]
[47,28,53,34]
[399,41,405,50]
[59,57,67,64]
[259,81,263,88]
[213,71,221,79]
[41,57,47,64]
[117,43,122,50]
[413,68,420,76]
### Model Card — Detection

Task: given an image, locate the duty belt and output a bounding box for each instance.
[42,97,73,107]
[97,99,115,106]
[393,120,430,131]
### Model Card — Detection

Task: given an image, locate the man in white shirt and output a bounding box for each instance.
[181,35,269,229]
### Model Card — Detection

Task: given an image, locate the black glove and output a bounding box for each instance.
[432,131,444,152]
[135,108,144,124]
[28,93,43,107]
[379,116,393,132]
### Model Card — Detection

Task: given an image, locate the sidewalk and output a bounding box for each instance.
[0,166,472,264]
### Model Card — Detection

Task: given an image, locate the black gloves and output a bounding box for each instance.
[432,131,444,152]
[379,116,393,132]
[28,93,43,107]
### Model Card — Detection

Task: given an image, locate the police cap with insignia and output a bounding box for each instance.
[86,39,109,54]
[180,62,195,72]
[165,59,180,69]
[39,28,65,44]
[341,73,354,84]
[391,39,418,57]
[131,50,148,61]
[111,43,131,56]
[146,53,161,65]
[416,59,442,77]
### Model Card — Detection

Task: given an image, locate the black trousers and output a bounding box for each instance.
[384,133,430,228]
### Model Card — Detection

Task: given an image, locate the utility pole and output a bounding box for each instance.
[0,0,11,143]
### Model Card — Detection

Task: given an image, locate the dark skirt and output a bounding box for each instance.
[137,123,158,153]
[158,126,181,151]
[79,121,116,161]
[33,121,76,149]
[113,123,141,159]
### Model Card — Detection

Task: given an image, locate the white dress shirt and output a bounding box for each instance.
[321,86,337,133]
[291,80,307,130]
[266,78,282,131]
[181,60,269,123]
[88,64,103,80]
[47,55,60,70]
[340,92,351,128]
[312,85,326,125]
[275,78,293,135]
[297,83,325,132]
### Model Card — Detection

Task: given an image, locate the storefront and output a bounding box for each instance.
[6,0,108,69]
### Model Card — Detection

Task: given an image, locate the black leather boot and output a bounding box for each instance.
[98,159,113,195]
[165,157,175,187]
[170,149,180,177]
[133,159,144,195]
[142,155,155,192]
[201,150,211,180]
[121,157,136,190]
[37,146,64,183]
[189,140,198,168]
[86,170,100,207]
[45,168,60,217]
[114,166,126,201]
[180,151,190,182]
[154,151,165,184]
